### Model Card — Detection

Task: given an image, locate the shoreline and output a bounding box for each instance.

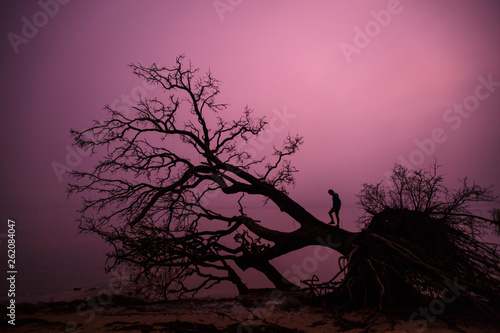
[2,290,499,333]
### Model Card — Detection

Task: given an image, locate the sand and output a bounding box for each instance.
[2,290,499,332]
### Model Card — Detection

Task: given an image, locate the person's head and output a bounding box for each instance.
[328,189,334,195]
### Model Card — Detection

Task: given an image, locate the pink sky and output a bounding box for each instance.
[1,0,500,295]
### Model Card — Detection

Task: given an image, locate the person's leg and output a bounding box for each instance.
[335,210,340,227]
[328,208,334,223]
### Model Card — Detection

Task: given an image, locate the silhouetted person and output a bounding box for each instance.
[328,189,341,227]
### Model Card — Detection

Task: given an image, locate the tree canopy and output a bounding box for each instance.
[69,55,350,297]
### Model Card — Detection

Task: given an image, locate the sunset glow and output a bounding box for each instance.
[1,0,499,308]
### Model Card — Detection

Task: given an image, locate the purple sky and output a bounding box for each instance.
[1,0,500,296]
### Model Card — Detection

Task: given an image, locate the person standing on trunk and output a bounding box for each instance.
[328,189,341,227]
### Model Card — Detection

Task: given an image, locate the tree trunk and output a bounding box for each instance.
[234,222,358,294]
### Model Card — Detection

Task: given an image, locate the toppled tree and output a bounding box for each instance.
[68,56,500,322]
[493,208,500,235]
[323,165,500,315]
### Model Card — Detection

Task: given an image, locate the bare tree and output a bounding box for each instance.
[69,56,499,322]
[68,55,351,297]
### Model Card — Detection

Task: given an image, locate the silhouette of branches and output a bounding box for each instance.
[331,164,500,321]
[69,56,499,333]
[68,55,342,298]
